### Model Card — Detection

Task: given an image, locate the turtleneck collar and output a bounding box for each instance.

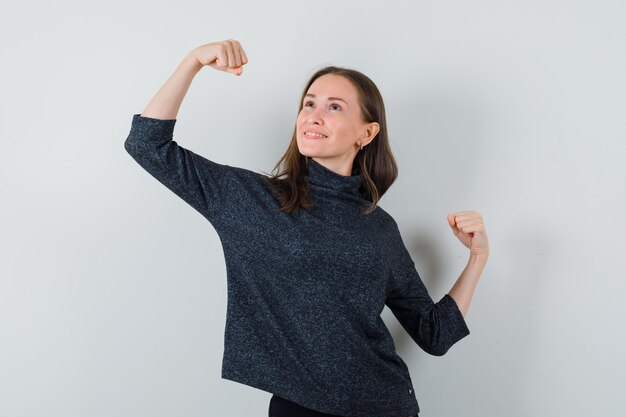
[304,157,363,196]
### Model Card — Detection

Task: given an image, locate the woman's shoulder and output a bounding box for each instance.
[219,163,273,184]
[217,163,282,202]
[360,204,404,242]
[373,204,394,222]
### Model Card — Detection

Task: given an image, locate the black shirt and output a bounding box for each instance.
[124,114,470,417]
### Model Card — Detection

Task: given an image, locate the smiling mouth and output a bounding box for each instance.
[304,131,328,139]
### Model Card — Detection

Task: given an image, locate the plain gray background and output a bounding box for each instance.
[1,1,624,416]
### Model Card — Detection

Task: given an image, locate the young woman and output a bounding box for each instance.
[124,39,489,417]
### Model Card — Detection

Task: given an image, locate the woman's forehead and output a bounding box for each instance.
[307,74,357,100]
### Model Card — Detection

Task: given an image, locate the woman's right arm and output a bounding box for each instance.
[141,39,248,120]
[124,40,248,225]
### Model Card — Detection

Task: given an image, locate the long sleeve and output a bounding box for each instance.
[385,221,470,356]
[124,113,233,225]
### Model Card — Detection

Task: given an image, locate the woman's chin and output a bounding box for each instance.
[297,144,323,157]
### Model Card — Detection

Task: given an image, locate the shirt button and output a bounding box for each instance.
[408,389,412,394]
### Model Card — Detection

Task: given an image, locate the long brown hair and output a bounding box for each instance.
[262,66,398,216]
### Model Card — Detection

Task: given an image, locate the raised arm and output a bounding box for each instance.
[384,212,488,355]
[141,39,248,120]
[123,39,248,225]
[385,221,471,356]
[446,211,489,317]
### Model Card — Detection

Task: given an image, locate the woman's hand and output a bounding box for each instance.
[190,39,248,76]
[447,211,489,258]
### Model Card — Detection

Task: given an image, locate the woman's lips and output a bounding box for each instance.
[304,131,328,139]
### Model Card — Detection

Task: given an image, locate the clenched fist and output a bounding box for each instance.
[447,211,489,257]
[190,39,248,76]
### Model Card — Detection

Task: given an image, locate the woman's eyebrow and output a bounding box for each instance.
[304,94,349,105]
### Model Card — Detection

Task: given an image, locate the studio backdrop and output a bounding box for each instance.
[0,1,624,416]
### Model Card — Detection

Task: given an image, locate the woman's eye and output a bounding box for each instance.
[302,101,341,111]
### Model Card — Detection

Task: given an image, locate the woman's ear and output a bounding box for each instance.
[362,122,380,145]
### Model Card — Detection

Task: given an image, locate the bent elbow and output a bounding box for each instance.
[414,332,455,356]
[421,342,453,357]
[124,136,139,157]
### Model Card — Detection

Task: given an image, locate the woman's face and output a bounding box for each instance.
[296,74,375,174]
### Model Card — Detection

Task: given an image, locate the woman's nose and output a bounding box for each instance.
[307,107,324,124]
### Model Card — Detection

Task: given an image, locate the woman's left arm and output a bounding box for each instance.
[446,211,489,317]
